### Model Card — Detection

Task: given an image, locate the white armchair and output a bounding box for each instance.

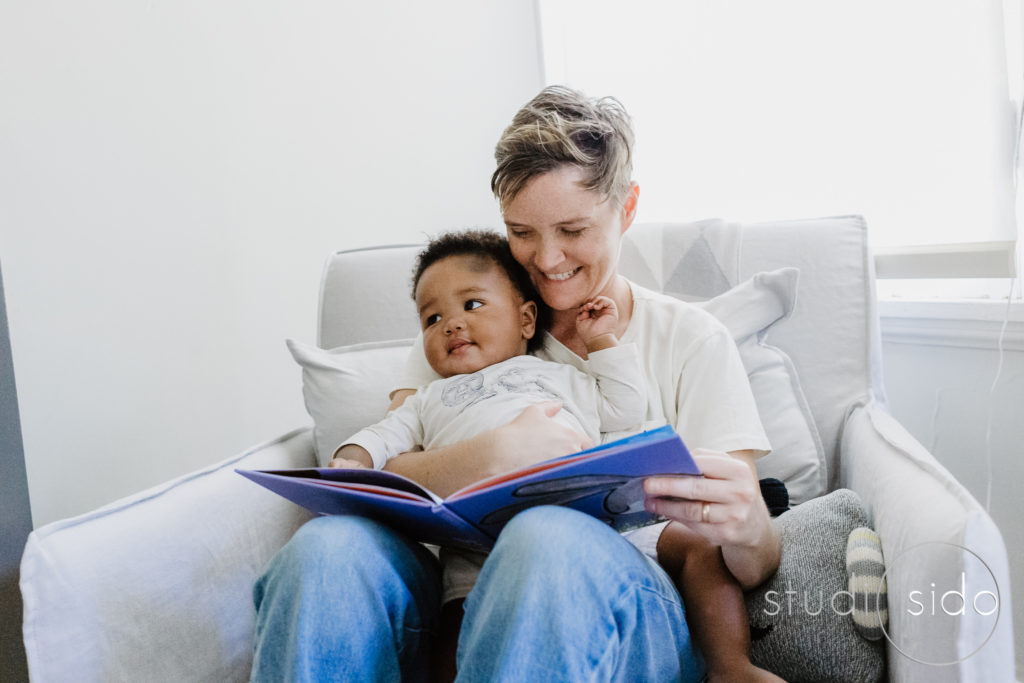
[20,216,1015,681]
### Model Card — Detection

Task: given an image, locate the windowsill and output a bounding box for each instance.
[878,298,1024,351]
[878,298,1024,322]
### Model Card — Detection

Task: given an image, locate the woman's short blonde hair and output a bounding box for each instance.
[491,86,635,209]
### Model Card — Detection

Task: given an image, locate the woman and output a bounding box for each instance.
[251,87,781,682]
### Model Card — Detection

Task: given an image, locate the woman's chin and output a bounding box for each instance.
[537,278,588,310]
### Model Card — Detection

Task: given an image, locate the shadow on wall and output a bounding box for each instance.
[1,262,32,682]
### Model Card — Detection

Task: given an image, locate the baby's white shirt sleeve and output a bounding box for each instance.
[340,396,426,470]
[583,343,646,432]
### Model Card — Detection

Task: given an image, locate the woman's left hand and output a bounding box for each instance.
[643,449,777,587]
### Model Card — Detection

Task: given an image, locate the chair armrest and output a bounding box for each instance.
[21,427,317,683]
[839,402,1014,682]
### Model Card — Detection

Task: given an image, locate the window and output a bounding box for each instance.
[538,0,1021,299]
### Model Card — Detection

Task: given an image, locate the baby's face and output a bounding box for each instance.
[416,255,536,378]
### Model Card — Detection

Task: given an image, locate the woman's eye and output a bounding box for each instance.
[509,230,531,239]
[425,313,441,326]
[562,227,586,237]
[465,299,484,311]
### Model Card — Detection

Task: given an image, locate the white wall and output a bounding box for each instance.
[0,1,543,527]
[880,306,1024,676]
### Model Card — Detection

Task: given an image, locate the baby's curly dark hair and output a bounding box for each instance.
[411,229,550,354]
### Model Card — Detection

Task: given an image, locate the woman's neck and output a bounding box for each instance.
[548,275,633,357]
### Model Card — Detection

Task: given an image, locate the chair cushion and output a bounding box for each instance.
[20,429,317,682]
[618,217,879,488]
[694,267,826,503]
[286,338,414,465]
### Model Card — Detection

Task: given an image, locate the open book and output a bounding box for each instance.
[237,424,700,552]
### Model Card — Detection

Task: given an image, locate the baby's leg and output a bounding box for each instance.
[433,599,463,683]
[657,521,784,682]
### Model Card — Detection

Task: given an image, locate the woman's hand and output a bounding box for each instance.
[384,401,592,498]
[488,401,594,473]
[643,449,779,589]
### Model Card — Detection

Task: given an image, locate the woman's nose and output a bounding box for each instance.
[535,238,566,271]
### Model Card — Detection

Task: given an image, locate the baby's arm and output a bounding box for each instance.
[585,343,646,431]
[574,296,646,430]
[330,396,425,470]
[657,522,784,682]
[329,444,373,469]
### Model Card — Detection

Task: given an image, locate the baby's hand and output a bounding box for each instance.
[328,457,369,470]
[328,444,373,469]
[576,296,618,352]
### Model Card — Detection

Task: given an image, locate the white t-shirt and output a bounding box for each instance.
[396,280,771,569]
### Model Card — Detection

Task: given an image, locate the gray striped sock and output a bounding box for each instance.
[846,526,888,641]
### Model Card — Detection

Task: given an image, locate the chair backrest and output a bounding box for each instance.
[318,216,883,485]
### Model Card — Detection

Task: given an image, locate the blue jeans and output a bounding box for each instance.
[251,507,704,682]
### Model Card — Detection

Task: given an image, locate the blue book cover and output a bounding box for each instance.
[237,424,699,552]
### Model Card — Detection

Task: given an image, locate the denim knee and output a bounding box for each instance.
[276,515,397,573]
[251,516,441,683]
[489,506,645,581]
[254,515,440,619]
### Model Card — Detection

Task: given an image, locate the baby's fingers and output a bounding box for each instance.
[329,457,368,470]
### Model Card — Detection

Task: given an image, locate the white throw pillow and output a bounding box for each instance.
[690,267,826,504]
[286,338,414,465]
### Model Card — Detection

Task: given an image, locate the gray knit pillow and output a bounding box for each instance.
[744,489,886,682]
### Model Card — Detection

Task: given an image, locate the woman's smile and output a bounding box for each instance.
[544,267,582,282]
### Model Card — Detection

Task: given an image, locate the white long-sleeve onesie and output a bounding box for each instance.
[342,344,646,470]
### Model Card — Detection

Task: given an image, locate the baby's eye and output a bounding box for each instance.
[424,313,441,326]
[465,299,484,311]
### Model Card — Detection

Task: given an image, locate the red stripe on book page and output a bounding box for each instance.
[316,481,427,502]
[454,451,597,497]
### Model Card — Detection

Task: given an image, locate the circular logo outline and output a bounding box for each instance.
[876,541,1001,666]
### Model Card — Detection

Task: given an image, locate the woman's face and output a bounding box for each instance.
[503,165,637,313]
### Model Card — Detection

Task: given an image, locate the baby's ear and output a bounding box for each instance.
[521,300,538,339]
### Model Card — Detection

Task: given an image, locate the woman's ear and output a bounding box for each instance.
[620,182,640,234]
[521,300,538,340]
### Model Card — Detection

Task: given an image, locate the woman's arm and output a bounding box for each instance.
[644,449,781,590]
[384,401,593,498]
